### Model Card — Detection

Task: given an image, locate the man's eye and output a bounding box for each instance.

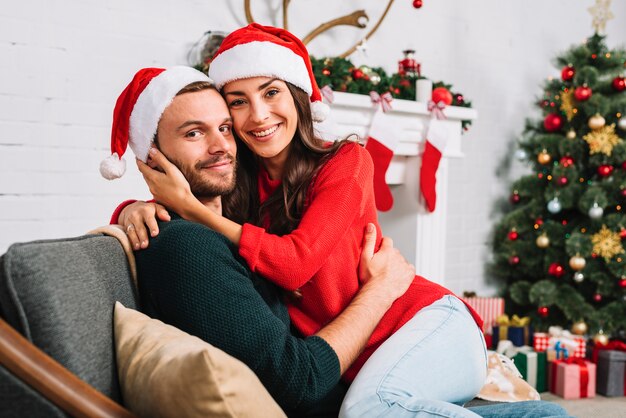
[219,125,232,134]
[186,130,202,138]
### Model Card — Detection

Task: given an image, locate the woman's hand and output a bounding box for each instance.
[119,201,171,250]
[136,148,203,219]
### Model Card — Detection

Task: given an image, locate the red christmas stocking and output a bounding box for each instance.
[366,111,399,212]
[420,118,448,212]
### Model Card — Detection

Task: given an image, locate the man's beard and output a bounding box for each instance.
[171,154,237,199]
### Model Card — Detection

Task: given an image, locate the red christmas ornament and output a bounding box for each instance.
[560,156,574,167]
[413,0,423,8]
[597,165,614,177]
[558,176,568,186]
[561,65,575,81]
[548,262,565,278]
[574,85,592,101]
[621,190,626,198]
[535,218,544,226]
[621,161,626,170]
[538,306,549,318]
[509,255,520,265]
[620,228,626,239]
[619,278,626,288]
[508,230,519,241]
[398,49,421,77]
[352,68,364,80]
[432,87,453,105]
[455,94,464,105]
[510,193,521,204]
[544,113,563,132]
[613,76,626,92]
[593,293,602,302]
[322,68,331,76]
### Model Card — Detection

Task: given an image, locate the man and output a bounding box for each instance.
[102,66,571,418]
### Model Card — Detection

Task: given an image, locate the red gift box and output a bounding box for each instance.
[550,358,596,399]
[461,296,504,334]
[534,332,586,358]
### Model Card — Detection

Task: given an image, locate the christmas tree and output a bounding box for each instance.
[490,25,626,339]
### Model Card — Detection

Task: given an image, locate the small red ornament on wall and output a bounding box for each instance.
[544,113,564,132]
[412,0,423,9]
[432,87,453,105]
[398,49,421,77]
[561,65,575,81]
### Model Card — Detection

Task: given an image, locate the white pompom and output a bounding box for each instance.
[310,101,330,122]
[99,153,127,180]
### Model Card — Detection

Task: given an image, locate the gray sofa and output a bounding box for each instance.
[0,233,138,417]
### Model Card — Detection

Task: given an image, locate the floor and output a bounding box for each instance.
[541,393,626,418]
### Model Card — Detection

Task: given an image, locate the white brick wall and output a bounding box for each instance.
[1,0,625,295]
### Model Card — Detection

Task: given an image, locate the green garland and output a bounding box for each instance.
[311,56,473,130]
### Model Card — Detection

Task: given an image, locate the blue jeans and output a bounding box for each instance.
[339,295,488,418]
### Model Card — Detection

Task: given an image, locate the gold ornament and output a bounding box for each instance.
[588,0,614,34]
[560,90,576,121]
[591,225,625,261]
[569,254,586,271]
[588,113,606,130]
[537,150,552,165]
[593,330,609,346]
[536,234,550,249]
[566,129,577,140]
[571,320,589,336]
[583,123,621,156]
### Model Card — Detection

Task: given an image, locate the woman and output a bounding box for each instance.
[118,23,487,418]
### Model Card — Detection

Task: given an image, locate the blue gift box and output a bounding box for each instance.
[493,324,534,348]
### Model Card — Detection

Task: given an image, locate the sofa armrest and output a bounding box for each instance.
[0,318,136,418]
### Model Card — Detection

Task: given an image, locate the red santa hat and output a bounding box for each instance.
[100,66,212,180]
[208,23,329,122]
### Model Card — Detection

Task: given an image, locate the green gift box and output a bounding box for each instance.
[513,350,547,392]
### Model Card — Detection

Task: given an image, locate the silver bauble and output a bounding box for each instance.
[369,72,381,85]
[589,203,604,219]
[515,149,528,161]
[618,116,626,131]
[547,197,562,214]
[573,272,585,283]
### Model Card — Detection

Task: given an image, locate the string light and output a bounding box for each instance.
[606,53,611,58]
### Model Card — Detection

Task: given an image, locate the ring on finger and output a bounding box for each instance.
[126,224,135,233]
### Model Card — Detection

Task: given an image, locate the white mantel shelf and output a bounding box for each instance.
[316,91,478,286]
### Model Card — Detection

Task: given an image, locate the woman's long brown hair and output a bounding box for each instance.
[222,83,352,235]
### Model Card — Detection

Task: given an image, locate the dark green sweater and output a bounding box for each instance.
[135,214,343,415]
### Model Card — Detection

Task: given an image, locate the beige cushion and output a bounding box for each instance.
[114,302,287,418]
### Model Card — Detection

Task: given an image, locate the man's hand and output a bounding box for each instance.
[119,201,171,250]
[358,223,415,306]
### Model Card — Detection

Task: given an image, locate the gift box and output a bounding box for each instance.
[493,315,533,348]
[513,350,548,392]
[596,350,626,397]
[461,296,504,334]
[551,358,596,399]
[534,328,586,358]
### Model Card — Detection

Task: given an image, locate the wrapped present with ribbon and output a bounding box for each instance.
[534,326,586,358]
[592,340,626,397]
[496,341,547,392]
[492,314,533,348]
[551,357,596,399]
[460,295,505,335]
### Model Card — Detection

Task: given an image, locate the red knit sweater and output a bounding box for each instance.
[239,142,483,381]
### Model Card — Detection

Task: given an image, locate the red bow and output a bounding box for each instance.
[427,100,447,120]
[370,91,393,113]
[320,85,334,104]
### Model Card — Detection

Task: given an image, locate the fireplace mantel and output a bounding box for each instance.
[316,92,478,285]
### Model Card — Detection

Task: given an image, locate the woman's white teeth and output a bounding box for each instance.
[252,125,278,137]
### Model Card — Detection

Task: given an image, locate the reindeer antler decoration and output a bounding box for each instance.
[244,0,398,58]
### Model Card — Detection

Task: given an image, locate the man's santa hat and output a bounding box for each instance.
[100,66,211,180]
[208,23,329,122]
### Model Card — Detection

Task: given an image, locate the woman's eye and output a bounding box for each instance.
[229,99,245,107]
[266,89,279,98]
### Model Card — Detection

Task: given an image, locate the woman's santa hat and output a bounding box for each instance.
[100,66,211,180]
[208,23,329,122]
